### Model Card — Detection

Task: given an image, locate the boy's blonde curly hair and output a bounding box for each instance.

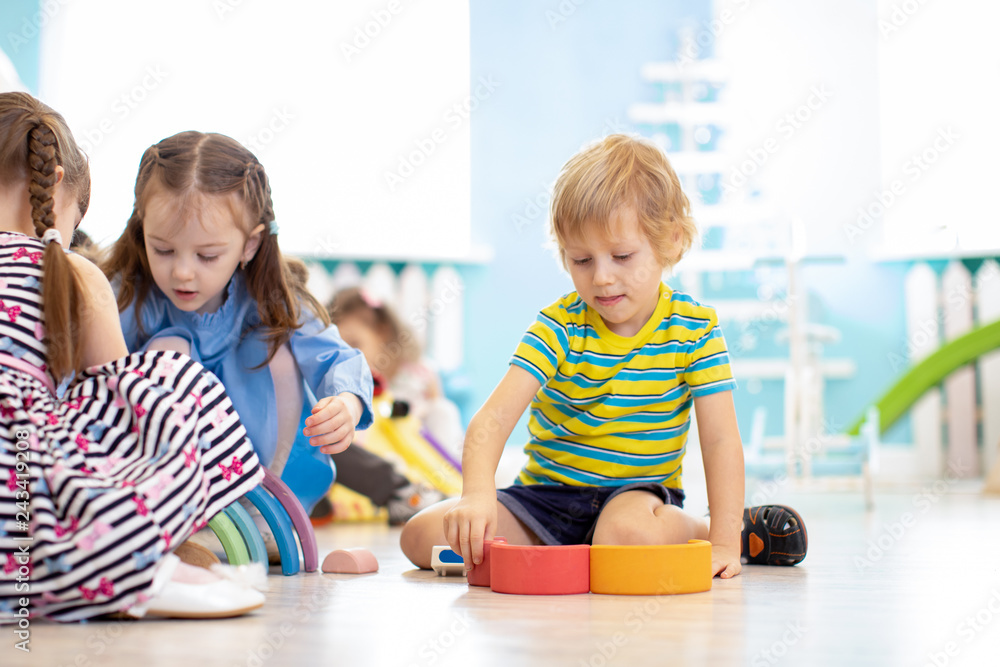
[549,134,697,270]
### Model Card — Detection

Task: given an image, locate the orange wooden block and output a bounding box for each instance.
[490,544,590,595]
[589,540,712,595]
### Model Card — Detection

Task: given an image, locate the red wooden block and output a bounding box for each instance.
[490,544,590,595]
[467,537,506,587]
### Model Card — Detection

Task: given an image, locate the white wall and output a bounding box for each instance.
[877,0,1000,255]
[713,0,1000,258]
[713,0,881,256]
[40,0,471,260]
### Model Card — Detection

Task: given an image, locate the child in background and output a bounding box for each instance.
[321,287,456,525]
[400,135,808,576]
[0,92,264,621]
[102,131,374,515]
[68,228,103,265]
[329,288,421,383]
[329,287,464,460]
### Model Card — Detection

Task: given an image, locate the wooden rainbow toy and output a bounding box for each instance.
[207,468,320,576]
[472,539,713,596]
[207,469,383,578]
[261,468,319,572]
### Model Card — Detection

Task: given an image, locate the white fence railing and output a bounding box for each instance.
[904,259,1000,478]
[303,260,466,375]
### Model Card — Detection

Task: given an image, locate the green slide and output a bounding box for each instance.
[847,319,1000,436]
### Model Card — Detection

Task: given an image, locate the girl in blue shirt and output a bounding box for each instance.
[103,131,374,512]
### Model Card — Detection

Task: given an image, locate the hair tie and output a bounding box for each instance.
[41,228,63,246]
[269,221,279,235]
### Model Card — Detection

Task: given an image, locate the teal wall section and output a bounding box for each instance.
[0,0,42,93]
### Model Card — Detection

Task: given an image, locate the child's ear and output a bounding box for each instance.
[242,223,266,263]
[667,228,684,264]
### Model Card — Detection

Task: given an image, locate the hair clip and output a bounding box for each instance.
[359,288,383,309]
[269,221,279,235]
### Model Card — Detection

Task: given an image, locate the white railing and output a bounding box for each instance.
[303,260,466,376]
[904,259,1000,479]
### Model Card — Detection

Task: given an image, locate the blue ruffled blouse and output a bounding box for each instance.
[117,273,374,467]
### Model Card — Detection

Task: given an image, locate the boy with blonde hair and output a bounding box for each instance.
[401,135,807,577]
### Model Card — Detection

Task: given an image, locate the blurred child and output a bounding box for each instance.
[329,287,464,459]
[400,135,808,576]
[320,287,459,525]
[103,131,374,515]
[0,92,264,621]
[68,228,103,265]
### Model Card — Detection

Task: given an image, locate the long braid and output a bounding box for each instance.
[27,120,83,379]
[27,124,59,232]
[0,93,90,380]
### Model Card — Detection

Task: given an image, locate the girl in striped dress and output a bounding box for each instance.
[0,92,265,623]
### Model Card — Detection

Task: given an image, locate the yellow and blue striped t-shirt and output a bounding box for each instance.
[509,282,735,490]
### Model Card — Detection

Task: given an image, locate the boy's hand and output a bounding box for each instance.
[711,542,742,579]
[304,392,363,455]
[443,490,497,571]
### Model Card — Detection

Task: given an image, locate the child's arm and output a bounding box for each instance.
[70,254,129,368]
[444,365,540,568]
[694,390,745,579]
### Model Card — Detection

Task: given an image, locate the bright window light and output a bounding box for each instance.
[877,0,1000,255]
[40,0,471,260]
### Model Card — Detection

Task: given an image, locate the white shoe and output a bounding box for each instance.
[145,577,265,619]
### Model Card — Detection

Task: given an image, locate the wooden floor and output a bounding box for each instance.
[14,486,1000,667]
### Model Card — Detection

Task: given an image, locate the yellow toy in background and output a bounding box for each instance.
[325,391,462,522]
[327,485,388,523]
[364,394,463,497]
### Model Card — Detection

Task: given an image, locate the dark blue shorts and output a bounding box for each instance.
[496,483,685,546]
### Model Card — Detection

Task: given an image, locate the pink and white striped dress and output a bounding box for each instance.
[0,232,263,622]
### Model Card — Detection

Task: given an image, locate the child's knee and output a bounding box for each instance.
[593,504,693,546]
[399,522,426,568]
[592,519,652,546]
[399,500,452,568]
